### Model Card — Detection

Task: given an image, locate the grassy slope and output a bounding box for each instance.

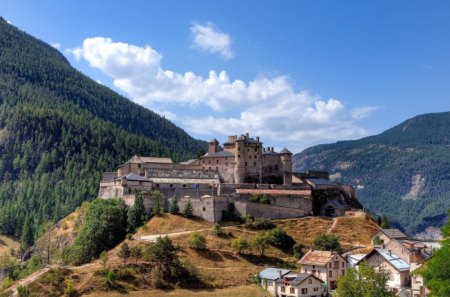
[0,235,19,256]
[9,213,379,297]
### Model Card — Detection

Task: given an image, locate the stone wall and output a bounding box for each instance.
[147,168,217,179]
[98,181,124,199]
[234,201,307,220]
[178,196,216,222]
[218,183,256,196]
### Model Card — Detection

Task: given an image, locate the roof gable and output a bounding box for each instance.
[298,250,345,266]
[379,229,408,239]
[259,267,291,280]
[357,248,410,272]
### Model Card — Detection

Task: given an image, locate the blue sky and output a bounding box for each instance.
[2,0,450,152]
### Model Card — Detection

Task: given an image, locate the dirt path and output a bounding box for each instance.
[8,266,51,296]
[138,228,211,242]
[326,218,339,234]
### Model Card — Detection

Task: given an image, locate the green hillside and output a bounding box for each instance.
[294,112,450,237]
[0,18,206,238]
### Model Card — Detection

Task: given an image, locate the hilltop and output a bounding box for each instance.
[0,17,206,238]
[0,212,379,296]
[294,112,450,238]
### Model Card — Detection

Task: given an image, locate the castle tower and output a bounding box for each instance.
[208,138,219,154]
[279,148,293,186]
[234,136,246,183]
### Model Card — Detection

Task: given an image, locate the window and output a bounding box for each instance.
[202,160,205,164]
[255,155,257,159]
[312,265,315,269]
[245,162,247,166]
[342,262,345,268]
[247,149,249,152]
[238,154,241,158]
[329,270,333,277]
[169,184,173,188]
[225,162,228,166]
[208,167,211,170]
[304,269,308,273]
[308,279,312,284]
[301,288,308,294]
[268,281,273,286]
[281,286,285,293]
[202,207,205,211]
[290,288,295,294]
[254,162,256,166]
[216,160,219,164]
[249,155,251,159]
[329,263,332,268]
[208,160,211,164]
[334,261,340,269]
[314,287,319,291]
[183,184,186,188]
[255,148,257,152]
[318,270,321,276]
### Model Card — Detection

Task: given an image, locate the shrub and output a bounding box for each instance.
[212,223,222,236]
[106,270,116,286]
[267,228,295,253]
[312,234,342,253]
[188,232,207,250]
[251,233,269,256]
[64,280,76,297]
[293,242,305,259]
[244,218,275,230]
[118,242,131,264]
[130,246,143,264]
[231,237,249,254]
[169,195,179,214]
[17,285,30,297]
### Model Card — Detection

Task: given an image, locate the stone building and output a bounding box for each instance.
[98,133,362,223]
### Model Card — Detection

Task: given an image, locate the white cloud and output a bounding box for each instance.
[6,20,12,25]
[50,42,61,49]
[351,106,380,120]
[67,37,376,151]
[190,22,233,60]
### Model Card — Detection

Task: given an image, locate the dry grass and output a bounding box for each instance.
[0,235,19,256]
[332,215,380,246]
[135,214,212,237]
[275,217,334,247]
[84,285,267,297]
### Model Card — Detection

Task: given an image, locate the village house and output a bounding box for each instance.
[259,268,325,297]
[356,248,410,294]
[297,250,346,293]
[372,228,408,245]
[259,268,291,296]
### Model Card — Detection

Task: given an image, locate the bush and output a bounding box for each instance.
[64,280,76,297]
[118,242,131,264]
[183,200,193,218]
[312,234,342,253]
[244,218,275,230]
[231,237,249,254]
[212,223,222,236]
[106,270,116,286]
[188,232,207,250]
[17,285,30,297]
[267,228,295,253]
[251,233,269,256]
[293,242,306,259]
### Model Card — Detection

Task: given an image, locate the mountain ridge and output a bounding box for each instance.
[0,17,206,238]
[294,111,450,237]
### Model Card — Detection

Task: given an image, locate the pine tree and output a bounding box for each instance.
[119,242,131,265]
[20,216,34,252]
[183,200,193,218]
[152,190,163,216]
[380,215,389,229]
[169,195,179,214]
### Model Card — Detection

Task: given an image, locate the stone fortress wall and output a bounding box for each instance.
[98,133,362,223]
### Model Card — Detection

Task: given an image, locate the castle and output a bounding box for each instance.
[99,133,362,222]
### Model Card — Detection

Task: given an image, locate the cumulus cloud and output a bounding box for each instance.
[67,37,375,151]
[190,22,233,60]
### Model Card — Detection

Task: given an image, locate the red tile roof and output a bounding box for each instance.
[236,189,312,197]
[298,251,339,266]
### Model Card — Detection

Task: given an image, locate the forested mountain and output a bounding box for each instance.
[0,17,206,238]
[294,112,450,237]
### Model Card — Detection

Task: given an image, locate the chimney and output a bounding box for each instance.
[256,136,260,142]
[246,132,249,139]
[271,147,274,152]
[388,250,391,256]
[278,269,283,280]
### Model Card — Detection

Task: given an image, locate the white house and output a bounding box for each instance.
[297,250,346,293]
[259,267,291,296]
[275,273,324,297]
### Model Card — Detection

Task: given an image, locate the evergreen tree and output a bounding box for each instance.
[20,217,34,252]
[152,190,163,216]
[169,195,179,214]
[183,200,193,218]
[130,246,142,265]
[380,216,389,229]
[119,242,131,265]
[127,195,146,231]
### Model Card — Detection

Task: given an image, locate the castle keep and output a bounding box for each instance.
[99,134,362,222]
